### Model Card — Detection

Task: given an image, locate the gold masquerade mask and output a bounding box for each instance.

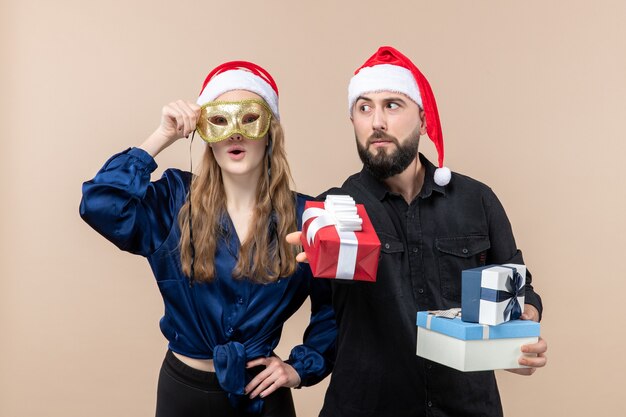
[196,99,273,143]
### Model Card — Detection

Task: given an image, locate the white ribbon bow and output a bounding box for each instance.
[302,195,363,279]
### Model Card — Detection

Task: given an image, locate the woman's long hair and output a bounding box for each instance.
[178,118,298,283]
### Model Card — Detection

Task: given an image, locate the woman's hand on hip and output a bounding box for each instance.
[244,356,301,399]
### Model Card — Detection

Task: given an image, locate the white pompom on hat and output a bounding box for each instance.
[197,60,280,120]
[348,46,451,186]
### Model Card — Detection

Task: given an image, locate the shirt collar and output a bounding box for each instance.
[419,153,447,199]
[358,153,447,201]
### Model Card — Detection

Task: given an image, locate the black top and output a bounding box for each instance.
[319,154,543,417]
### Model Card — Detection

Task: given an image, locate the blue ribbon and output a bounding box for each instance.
[480,271,525,321]
[213,341,264,414]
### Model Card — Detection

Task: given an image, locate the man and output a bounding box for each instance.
[289,46,547,417]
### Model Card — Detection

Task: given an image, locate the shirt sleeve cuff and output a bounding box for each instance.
[286,345,328,388]
[524,292,543,321]
[127,147,158,171]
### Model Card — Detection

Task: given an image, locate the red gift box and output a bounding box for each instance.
[300,196,380,281]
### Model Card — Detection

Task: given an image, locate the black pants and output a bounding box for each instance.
[155,350,297,417]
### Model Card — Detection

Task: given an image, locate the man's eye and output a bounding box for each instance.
[360,104,371,112]
[209,115,228,126]
[387,103,399,109]
[242,113,259,124]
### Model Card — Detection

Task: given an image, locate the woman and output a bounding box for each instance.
[80,61,336,416]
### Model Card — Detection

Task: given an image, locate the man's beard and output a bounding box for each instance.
[356,129,420,180]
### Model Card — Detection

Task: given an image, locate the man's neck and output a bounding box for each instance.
[383,157,425,203]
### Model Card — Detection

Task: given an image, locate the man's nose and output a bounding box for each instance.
[372,107,387,131]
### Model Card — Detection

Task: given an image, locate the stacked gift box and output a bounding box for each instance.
[416,264,540,372]
[301,195,380,282]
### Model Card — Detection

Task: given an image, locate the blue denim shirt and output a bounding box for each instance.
[80,147,336,411]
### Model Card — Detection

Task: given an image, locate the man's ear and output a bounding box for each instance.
[419,109,427,135]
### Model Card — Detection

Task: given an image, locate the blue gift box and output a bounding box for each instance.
[416,311,540,371]
[462,264,526,326]
[416,311,540,340]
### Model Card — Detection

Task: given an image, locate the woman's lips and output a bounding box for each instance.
[227,145,246,160]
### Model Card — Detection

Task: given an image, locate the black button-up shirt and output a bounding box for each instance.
[319,154,543,417]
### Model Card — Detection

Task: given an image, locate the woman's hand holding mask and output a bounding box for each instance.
[140,100,201,157]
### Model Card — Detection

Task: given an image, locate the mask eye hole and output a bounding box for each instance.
[242,113,260,124]
[209,115,228,126]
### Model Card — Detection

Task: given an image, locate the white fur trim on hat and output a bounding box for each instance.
[348,64,422,114]
[197,69,280,120]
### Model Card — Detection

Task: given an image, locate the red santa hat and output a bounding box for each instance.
[197,60,280,120]
[348,46,451,186]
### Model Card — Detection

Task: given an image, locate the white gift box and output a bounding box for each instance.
[462,264,526,326]
[416,311,539,372]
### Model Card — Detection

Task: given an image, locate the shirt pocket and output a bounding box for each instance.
[435,235,491,302]
[364,234,405,300]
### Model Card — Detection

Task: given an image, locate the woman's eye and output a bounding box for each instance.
[242,114,259,124]
[209,115,228,126]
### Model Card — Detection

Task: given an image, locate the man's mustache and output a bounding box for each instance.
[367,130,399,147]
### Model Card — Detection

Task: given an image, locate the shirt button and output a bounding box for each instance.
[462,248,469,254]
[227,327,234,334]
[427,364,432,369]
[385,243,390,249]
[419,288,424,294]
[237,297,244,304]
[412,247,419,253]
[428,401,433,407]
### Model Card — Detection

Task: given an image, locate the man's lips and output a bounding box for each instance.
[369,139,395,148]
[367,132,398,148]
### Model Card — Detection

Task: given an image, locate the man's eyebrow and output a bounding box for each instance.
[355,94,409,104]
[383,95,408,104]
